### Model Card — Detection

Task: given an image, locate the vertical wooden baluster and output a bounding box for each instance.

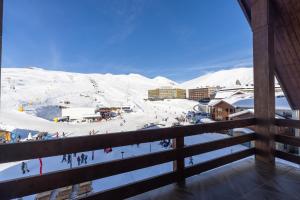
[172,136,185,185]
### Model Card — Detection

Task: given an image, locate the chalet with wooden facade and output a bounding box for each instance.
[208,100,236,121]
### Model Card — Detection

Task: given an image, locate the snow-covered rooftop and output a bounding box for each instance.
[233,96,291,111]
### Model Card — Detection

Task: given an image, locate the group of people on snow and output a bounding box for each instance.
[61,153,89,167]
[55,131,66,138]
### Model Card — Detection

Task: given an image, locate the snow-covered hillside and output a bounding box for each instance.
[0,67,198,135]
[0,66,264,135]
[1,67,259,112]
[180,67,253,88]
[1,67,177,111]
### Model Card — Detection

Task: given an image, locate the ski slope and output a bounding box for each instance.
[1,67,193,135]
[1,67,177,110]
[180,67,253,88]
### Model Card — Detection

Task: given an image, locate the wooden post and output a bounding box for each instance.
[172,136,185,185]
[252,0,275,164]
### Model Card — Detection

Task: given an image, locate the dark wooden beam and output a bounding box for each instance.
[252,0,276,164]
[238,0,252,26]
[0,118,256,164]
[184,148,255,178]
[0,134,254,199]
[275,119,300,129]
[275,150,300,165]
[275,134,300,147]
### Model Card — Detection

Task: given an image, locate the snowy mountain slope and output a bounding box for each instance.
[1,67,178,111]
[152,76,177,86]
[180,67,254,88]
[1,67,259,113]
[0,67,197,134]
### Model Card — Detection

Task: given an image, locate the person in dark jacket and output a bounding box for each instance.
[81,153,85,164]
[84,154,88,164]
[189,156,194,165]
[67,154,71,164]
[61,154,67,163]
[21,162,30,174]
[77,156,81,166]
[21,162,25,174]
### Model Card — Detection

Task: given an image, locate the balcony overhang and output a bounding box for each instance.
[239,0,300,110]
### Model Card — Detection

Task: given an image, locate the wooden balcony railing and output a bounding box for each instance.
[275,119,300,165]
[0,118,256,199]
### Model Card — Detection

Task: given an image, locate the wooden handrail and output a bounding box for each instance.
[184,148,255,178]
[0,118,255,163]
[82,148,255,200]
[275,150,300,165]
[0,134,255,199]
[275,119,300,128]
[275,134,300,147]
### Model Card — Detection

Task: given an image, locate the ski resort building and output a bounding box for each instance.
[2,1,300,200]
[61,107,101,122]
[148,87,186,100]
[188,87,216,101]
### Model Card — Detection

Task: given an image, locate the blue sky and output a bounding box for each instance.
[2,0,252,82]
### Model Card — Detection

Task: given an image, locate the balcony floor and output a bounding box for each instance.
[129,158,300,200]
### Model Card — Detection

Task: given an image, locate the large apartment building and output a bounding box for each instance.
[148,87,186,100]
[188,87,216,101]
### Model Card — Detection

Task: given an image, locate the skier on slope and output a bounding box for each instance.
[21,162,30,174]
[61,154,67,163]
[67,154,71,164]
[189,156,194,165]
[17,135,21,143]
[84,155,88,164]
[81,153,85,164]
[77,156,81,166]
[21,162,25,174]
